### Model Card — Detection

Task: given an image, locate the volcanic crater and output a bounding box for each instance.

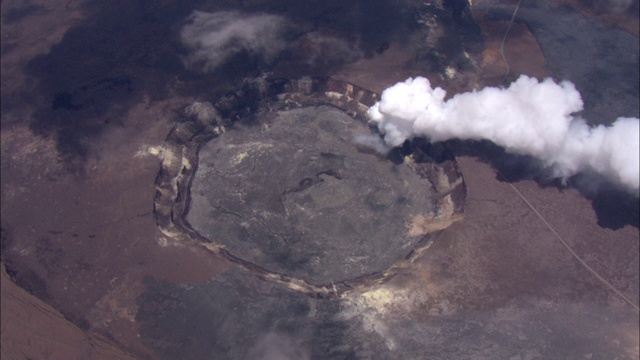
[154,77,466,295]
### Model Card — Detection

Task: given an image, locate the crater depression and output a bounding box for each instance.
[154,77,465,292]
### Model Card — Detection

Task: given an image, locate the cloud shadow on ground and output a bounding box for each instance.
[22,0,204,170]
[446,139,639,230]
[19,0,424,171]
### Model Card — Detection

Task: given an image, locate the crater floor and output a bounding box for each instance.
[187,105,436,285]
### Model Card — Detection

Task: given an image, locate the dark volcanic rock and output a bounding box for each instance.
[187,105,435,285]
[136,268,387,360]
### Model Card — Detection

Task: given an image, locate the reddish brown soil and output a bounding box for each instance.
[1,263,140,359]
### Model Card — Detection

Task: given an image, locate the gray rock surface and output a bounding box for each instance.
[187,106,435,284]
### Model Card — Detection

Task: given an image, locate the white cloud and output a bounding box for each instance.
[180,11,288,72]
[369,75,640,194]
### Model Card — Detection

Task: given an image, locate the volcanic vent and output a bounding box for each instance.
[154,77,466,295]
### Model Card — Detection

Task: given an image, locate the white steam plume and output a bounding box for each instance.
[368,75,640,194]
[352,134,392,156]
[180,11,288,72]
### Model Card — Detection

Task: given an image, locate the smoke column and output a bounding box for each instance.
[368,75,639,194]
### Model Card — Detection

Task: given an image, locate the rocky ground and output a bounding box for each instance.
[1,0,638,359]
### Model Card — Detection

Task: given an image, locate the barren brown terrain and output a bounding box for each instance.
[1,0,638,359]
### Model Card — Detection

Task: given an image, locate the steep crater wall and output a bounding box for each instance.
[153,77,466,297]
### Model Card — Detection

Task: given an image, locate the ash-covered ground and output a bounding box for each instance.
[1,0,638,359]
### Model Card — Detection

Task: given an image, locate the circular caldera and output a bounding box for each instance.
[155,77,465,292]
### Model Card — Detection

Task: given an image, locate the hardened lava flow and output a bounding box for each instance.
[153,76,466,298]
